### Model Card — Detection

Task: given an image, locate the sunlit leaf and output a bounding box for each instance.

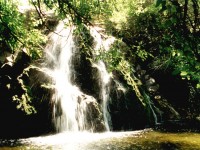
[180,71,187,76]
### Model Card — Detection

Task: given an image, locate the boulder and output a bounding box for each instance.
[76,94,106,132]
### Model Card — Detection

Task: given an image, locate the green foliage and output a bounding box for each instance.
[43,0,57,9]
[117,60,145,106]
[0,0,47,59]
[0,0,24,52]
[41,0,107,25]
[151,0,200,88]
[74,23,94,58]
[12,65,39,115]
[0,0,48,115]
[97,40,146,106]
[12,93,36,115]
[97,40,125,71]
[105,0,200,88]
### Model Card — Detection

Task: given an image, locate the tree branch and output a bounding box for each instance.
[0,15,25,48]
[62,0,93,26]
[191,0,199,33]
[183,0,188,27]
[31,0,44,21]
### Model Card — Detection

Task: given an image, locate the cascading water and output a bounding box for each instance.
[43,21,103,132]
[43,20,114,133]
[44,21,80,132]
[90,27,115,131]
[94,61,112,131]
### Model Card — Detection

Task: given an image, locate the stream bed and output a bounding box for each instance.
[1,129,200,150]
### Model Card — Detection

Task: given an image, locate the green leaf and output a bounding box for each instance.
[180,71,187,76]
[172,69,180,75]
[155,0,162,7]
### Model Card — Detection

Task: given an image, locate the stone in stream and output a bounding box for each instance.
[76,94,106,132]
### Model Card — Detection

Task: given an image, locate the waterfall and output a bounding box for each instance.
[95,61,112,131]
[42,21,83,132]
[90,27,115,131]
[43,21,80,132]
[42,21,110,133]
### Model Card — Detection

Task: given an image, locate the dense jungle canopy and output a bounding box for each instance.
[0,0,200,137]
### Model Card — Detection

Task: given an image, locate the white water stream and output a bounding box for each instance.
[44,21,81,132]
[43,21,113,132]
[90,27,115,131]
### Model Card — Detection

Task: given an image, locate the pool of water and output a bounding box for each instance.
[1,129,200,150]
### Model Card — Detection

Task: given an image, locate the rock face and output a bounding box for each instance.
[136,65,181,121]
[72,50,101,102]
[0,50,52,138]
[105,71,148,130]
[76,94,106,132]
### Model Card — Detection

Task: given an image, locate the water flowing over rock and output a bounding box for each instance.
[94,61,112,131]
[90,27,114,131]
[42,21,106,132]
[76,94,106,132]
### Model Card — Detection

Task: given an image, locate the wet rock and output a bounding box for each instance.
[144,74,150,80]
[145,77,156,86]
[154,95,161,100]
[196,116,200,122]
[147,84,159,93]
[138,70,146,78]
[156,98,180,120]
[76,94,106,132]
[156,118,200,132]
